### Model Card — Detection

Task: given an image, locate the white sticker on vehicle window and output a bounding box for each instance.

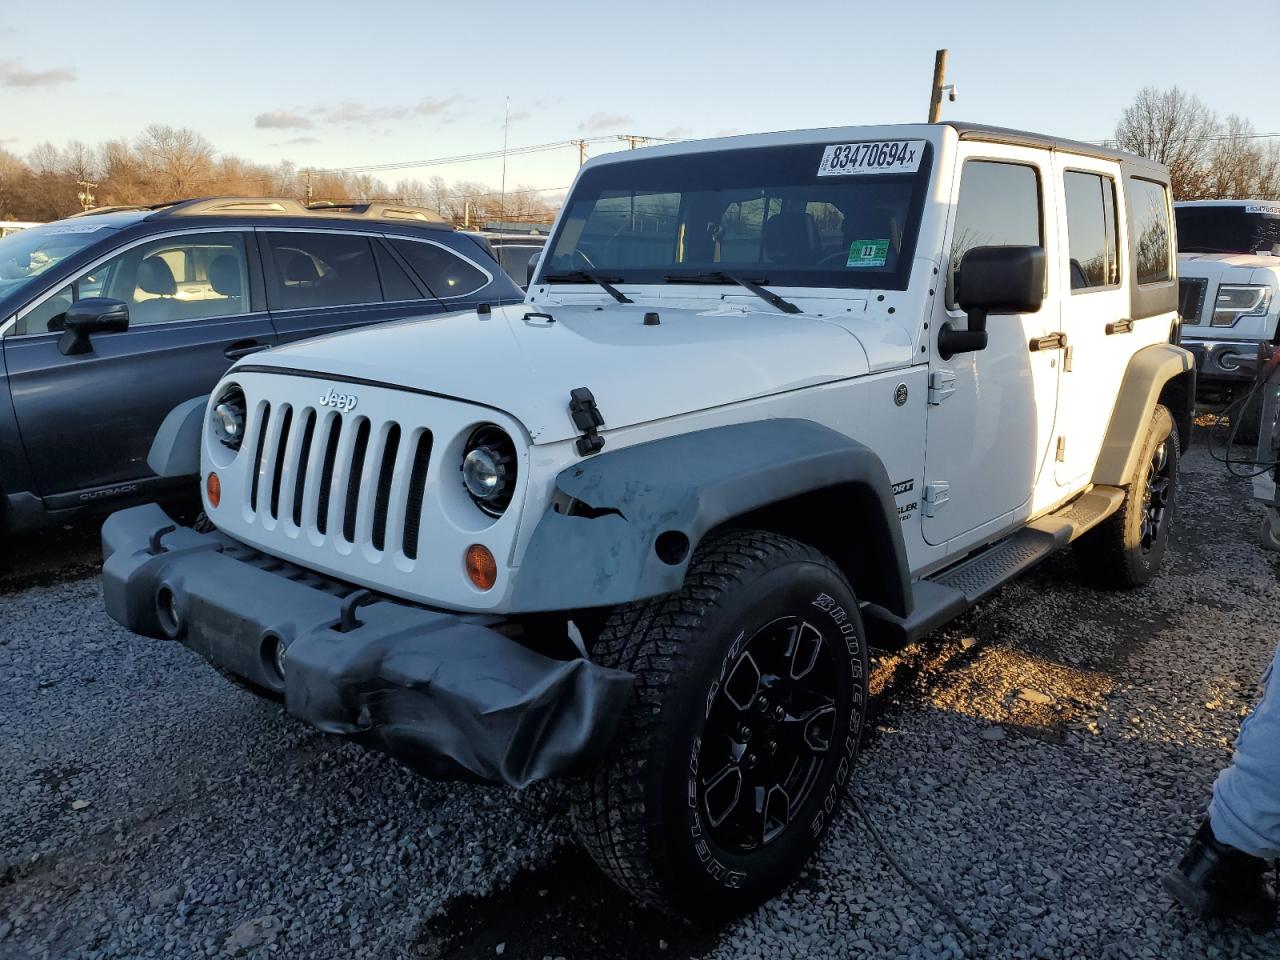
[847,239,890,268]
[817,140,925,177]
[1245,204,1280,217]
[37,223,108,235]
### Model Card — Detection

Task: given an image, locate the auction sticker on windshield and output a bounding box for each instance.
[817,140,925,177]
[1245,204,1280,217]
[38,223,109,235]
[847,239,890,268]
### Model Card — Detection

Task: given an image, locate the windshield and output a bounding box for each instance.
[1175,204,1280,255]
[0,222,113,304]
[544,140,932,290]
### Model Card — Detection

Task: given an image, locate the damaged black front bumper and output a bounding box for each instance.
[101,504,633,789]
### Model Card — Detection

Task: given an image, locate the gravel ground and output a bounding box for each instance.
[2,442,1278,959]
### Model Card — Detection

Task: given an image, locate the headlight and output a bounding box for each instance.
[461,425,516,517]
[1212,284,1272,327]
[210,383,246,451]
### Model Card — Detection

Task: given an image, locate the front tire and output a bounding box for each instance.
[570,531,868,920]
[1074,403,1179,588]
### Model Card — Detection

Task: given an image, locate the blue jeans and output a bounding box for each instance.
[1210,643,1280,860]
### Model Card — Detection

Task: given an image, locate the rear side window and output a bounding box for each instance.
[374,243,421,301]
[1128,179,1173,285]
[264,232,382,310]
[390,239,488,297]
[948,160,1042,308]
[1063,171,1120,290]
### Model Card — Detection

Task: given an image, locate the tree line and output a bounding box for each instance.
[0,124,559,226]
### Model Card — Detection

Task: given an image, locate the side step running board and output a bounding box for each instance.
[864,484,1125,649]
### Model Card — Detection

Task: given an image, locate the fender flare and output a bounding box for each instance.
[147,395,208,478]
[508,419,912,616]
[1092,344,1195,487]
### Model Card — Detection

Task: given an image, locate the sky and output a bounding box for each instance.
[3,0,1278,198]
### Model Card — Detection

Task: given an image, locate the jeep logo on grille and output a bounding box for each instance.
[319,388,358,413]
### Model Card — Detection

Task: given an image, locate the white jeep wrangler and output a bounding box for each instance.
[103,122,1194,919]
[1175,199,1280,441]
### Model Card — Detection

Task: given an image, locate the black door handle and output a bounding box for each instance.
[224,340,268,360]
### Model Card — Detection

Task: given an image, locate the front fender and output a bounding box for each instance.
[146,395,208,478]
[509,419,911,615]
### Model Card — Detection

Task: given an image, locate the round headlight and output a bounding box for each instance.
[461,425,516,517]
[211,383,246,451]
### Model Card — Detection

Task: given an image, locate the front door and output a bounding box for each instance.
[4,229,274,500]
[922,147,1063,547]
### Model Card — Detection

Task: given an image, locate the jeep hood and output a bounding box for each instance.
[250,301,875,443]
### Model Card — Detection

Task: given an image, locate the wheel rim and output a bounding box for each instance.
[697,616,840,854]
[1140,437,1173,554]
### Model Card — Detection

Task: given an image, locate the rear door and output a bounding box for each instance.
[1051,155,1131,488]
[4,228,275,500]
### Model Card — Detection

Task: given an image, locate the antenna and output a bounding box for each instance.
[499,96,510,227]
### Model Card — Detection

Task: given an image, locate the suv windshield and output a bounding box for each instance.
[544,140,933,291]
[1175,204,1280,255]
[0,222,112,305]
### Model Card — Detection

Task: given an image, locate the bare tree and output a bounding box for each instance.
[1114,86,1218,199]
[135,124,214,198]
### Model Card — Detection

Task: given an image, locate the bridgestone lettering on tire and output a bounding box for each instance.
[569,530,869,920]
[1074,403,1179,589]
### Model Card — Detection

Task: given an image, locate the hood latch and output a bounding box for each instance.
[569,387,606,456]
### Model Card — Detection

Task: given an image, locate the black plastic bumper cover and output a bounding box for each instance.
[101,504,634,788]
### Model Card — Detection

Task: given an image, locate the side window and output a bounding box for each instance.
[948,160,1042,308]
[390,239,488,298]
[1063,171,1120,291]
[264,232,382,310]
[16,233,249,334]
[1129,178,1173,285]
[373,242,421,301]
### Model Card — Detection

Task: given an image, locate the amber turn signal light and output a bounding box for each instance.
[465,544,497,591]
[206,472,221,508]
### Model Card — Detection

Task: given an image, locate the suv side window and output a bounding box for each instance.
[948,160,1042,308]
[264,232,382,310]
[16,232,250,335]
[1128,178,1173,285]
[1063,171,1120,291]
[390,238,489,298]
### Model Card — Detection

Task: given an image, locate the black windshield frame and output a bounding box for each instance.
[544,141,934,291]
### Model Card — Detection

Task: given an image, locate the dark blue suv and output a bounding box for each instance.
[0,197,523,535]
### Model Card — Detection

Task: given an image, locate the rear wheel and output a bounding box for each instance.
[1074,404,1179,588]
[570,530,868,920]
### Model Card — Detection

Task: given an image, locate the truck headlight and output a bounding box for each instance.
[1212,285,1272,327]
[211,383,246,451]
[461,425,516,517]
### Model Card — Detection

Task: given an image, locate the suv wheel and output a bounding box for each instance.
[570,530,868,920]
[1074,403,1179,588]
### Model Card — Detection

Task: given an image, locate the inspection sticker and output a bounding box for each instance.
[38,223,108,235]
[1245,204,1280,217]
[847,239,890,268]
[817,140,925,176]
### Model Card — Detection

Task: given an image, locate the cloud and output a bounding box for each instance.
[660,126,692,140]
[415,96,460,117]
[255,110,314,130]
[286,135,321,145]
[579,111,632,132]
[507,110,531,124]
[0,61,75,88]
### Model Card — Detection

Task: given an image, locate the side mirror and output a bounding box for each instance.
[59,297,130,356]
[940,245,1045,359]
[526,250,543,287]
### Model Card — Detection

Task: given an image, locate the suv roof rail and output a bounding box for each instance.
[136,196,453,228]
[66,204,167,219]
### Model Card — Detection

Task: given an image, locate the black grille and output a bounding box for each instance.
[268,406,293,519]
[250,403,271,513]
[316,417,342,535]
[342,418,371,542]
[371,425,401,552]
[402,432,434,559]
[291,410,317,528]
[1178,277,1208,323]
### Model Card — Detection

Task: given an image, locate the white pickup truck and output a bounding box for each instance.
[1175,200,1280,440]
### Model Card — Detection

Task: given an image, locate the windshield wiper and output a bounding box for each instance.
[543,270,632,304]
[662,271,801,315]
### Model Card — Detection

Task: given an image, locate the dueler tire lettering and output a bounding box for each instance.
[569,530,869,921]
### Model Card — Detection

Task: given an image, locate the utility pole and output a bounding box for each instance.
[76,180,97,212]
[499,96,510,226]
[304,169,314,204]
[618,134,653,150]
[927,49,948,123]
[571,139,587,166]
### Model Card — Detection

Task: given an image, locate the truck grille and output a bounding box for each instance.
[247,401,434,556]
[1178,277,1208,323]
